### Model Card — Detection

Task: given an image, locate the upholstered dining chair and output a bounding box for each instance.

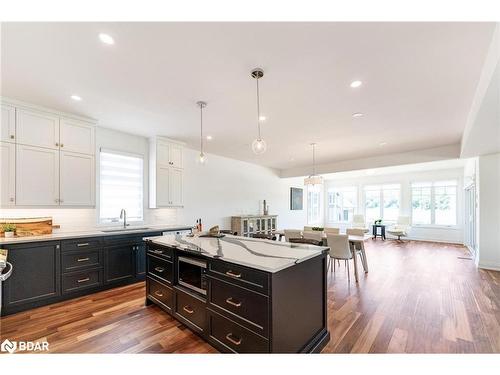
[324,227,340,234]
[303,230,323,242]
[303,226,314,232]
[387,216,411,241]
[352,214,369,233]
[346,228,367,268]
[288,238,323,246]
[325,234,354,282]
[284,229,302,242]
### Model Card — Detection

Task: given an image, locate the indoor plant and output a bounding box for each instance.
[2,223,16,238]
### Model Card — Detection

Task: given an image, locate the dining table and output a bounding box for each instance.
[272,230,369,282]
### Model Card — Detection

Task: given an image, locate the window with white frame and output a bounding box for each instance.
[99,150,144,224]
[307,184,322,224]
[327,186,357,223]
[364,184,400,223]
[411,180,457,226]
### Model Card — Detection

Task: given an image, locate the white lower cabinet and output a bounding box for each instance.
[16,145,60,206]
[0,142,16,206]
[60,151,95,206]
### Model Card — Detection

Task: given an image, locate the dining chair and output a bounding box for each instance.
[346,228,367,270]
[288,238,323,246]
[325,234,354,282]
[303,230,323,242]
[324,227,340,234]
[284,229,302,242]
[352,214,369,233]
[251,233,277,241]
[303,226,314,232]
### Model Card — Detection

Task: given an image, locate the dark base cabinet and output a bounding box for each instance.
[144,240,331,353]
[1,231,165,316]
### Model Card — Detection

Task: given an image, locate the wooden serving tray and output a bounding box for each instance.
[0,217,54,237]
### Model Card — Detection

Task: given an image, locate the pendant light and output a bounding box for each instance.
[304,143,323,185]
[197,101,207,164]
[251,68,267,155]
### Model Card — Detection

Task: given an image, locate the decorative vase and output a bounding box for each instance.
[4,231,14,238]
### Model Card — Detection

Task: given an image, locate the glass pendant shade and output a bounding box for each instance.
[252,138,267,155]
[304,175,323,185]
[198,152,207,164]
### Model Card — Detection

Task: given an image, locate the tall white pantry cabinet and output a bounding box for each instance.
[0,99,96,207]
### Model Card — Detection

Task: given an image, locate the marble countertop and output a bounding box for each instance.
[0,224,193,246]
[145,234,329,273]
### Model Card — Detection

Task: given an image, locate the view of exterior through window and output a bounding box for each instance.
[364,184,400,224]
[307,184,322,224]
[411,180,457,226]
[327,187,357,222]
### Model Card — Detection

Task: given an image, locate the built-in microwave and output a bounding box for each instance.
[177,256,207,296]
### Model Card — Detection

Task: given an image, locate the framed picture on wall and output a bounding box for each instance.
[290,187,303,210]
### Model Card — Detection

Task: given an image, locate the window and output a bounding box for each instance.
[411,180,457,226]
[99,150,144,224]
[307,184,322,224]
[364,184,400,223]
[327,187,357,222]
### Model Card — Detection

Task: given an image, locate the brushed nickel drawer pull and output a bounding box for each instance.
[77,277,90,283]
[154,290,164,297]
[77,243,89,247]
[183,306,194,314]
[77,257,90,262]
[225,297,242,307]
[153,250,163,254]
[226,270,242,278]
[154,267,165,273]
[225,333,242,346]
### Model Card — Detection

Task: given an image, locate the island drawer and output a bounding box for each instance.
[207,309,269,353]
[146,243,173,261]
[208,260,269,294]
[62,268,102,294]
[208,277,269,337]
[62,249,102,273]
[147,254,173,284]
[174,288,206,333]
[61,238,102,252]
[147,277,173,312]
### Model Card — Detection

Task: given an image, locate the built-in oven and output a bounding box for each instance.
[177,256,207,296]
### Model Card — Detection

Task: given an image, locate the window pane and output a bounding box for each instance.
[327,187,357,223]
[412,186,432,224]
[307,185,321,224]
[100,151,144,223]
[383,186,400,222]
[364,188,381,224]
[435,185,457,225]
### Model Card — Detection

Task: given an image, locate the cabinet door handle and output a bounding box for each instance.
[153,250,163,254]
[225,270,242,278]
[55,142,59,147]
[77,243,89,247]
[9,197,14,202]
[182,306,194,314]
[154,290,164,297]
[77,257,90,262]
[154,267,165,273]
[10,135,14,139]
[55,198,59,203]
[225,297,242,307]
[77,277,90,283]
[60,143,64,148]
[225,333,242,346]
[60,199,64,203]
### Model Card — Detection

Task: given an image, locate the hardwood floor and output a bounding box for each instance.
[1,239,499,353]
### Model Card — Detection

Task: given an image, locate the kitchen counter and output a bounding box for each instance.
[0,224,192,246]
[145,234,329,273]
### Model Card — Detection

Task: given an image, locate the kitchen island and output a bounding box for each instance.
[144,234,330,353]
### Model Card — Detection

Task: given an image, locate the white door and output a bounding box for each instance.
[169,167,183,206]
[0,141,16,206]
[156,141,171,167]
[169,144,183,168]
[16,108,60,150]
[60,151,95,206]
[16,144,59,205]
[60,118,95,155]
[1,104,16,142]
[156,166,171,206]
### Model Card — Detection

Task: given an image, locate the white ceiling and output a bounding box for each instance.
[1,22,495,171]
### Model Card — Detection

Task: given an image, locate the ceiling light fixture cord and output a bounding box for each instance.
[256,75,261,139]
[200,103,203,154]
[312,143,316,176]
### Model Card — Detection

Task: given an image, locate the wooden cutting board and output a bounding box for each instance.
[0,217,54,237]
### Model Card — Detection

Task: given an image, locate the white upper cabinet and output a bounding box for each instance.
[60,117,95,155]
[0,141,16,206]
[16,108,60,150]
[169,144,183,168]
[16,144,60,206]
[169,167,183,206]
[60,151,95,206]
[156,165,171,206]
[1,104,16,142]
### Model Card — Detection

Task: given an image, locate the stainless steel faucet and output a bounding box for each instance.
[120,208,129,228]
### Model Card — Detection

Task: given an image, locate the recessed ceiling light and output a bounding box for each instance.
[206,135,213,141]
[379,142,387,146]
[259,115,267,121]
[71,95,82,101]
[352,113,364,118]
[98,33,115,45]
[350,80,362,88]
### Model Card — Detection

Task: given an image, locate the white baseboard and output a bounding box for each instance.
[386,235,463,245]
[478,261,500,271]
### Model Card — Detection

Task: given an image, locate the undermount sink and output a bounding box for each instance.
[101,227,151,233]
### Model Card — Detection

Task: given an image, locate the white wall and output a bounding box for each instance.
[322,167,465,243]
[477,153,500,270]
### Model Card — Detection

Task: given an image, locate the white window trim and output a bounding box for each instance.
[307,185,323,225]
[363,184,401,224]
[98,148,145,226]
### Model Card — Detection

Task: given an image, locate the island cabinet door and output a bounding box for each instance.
[104,244,136,284]
[1,241,61,313]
